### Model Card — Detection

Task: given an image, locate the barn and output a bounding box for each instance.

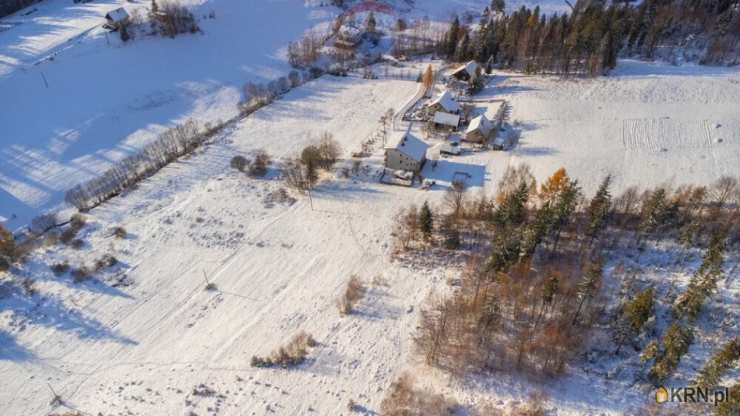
[426,90,460,114]
[450,61,481,82]
[384,131,428,173]
[432,111,460,130]
[465,114,493,143]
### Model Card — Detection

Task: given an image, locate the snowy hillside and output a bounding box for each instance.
[0,0,338,228]
[0,0,577,229]
[0,1,738,415]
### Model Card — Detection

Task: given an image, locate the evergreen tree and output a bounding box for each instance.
[366,11,377,33]
[695,338,740,388]
[572,260,602,325]
[446,17,461,59]
[494,181,529,227]
[585,174,612,243]
[420,201,433,240]
[649,322,694,383]
[623,286,655,333]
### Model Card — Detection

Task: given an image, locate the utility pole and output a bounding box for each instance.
[307,182,314,210]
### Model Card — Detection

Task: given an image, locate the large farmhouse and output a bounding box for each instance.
[384,131,428,173]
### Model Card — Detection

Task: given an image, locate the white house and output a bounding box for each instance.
[104,7,130,29]
[465,114,493,143]
[432,111,460,130]
[384,131,428,173]
[450,61,481,82]
[426,90,460,114]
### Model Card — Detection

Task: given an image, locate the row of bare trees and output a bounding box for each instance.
[64,119,210,211]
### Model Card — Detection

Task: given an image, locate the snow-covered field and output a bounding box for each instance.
[1,57,738,415]
[1,0,739,414]
[0,0,574,230]
[464,60,740,197]
[0,0,338,228]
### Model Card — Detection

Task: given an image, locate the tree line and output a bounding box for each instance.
[392,165,738,383]
[439,0,739,77]
[64,119,214,211]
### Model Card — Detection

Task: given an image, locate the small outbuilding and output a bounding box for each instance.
[104,7,130,30]
[465,114,493,143]
[450,61,481,82]
[384,131,428,173]
[432,111,460,130]
[426,90,460,114]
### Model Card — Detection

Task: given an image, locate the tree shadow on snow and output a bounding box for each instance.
[0,329,35,362]
[23,257,134,299]
[0,282,136,346]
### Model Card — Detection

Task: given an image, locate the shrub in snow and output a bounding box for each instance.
[282,159,311,191]
[69,214,86,230]
[21,278,36,296]
[94,254,118,271]
[111,226,127,239]
[71,266,91,282]
[248,150,270,177]
[230,155,248,172]
[50,262,70,276]
[337,275,366,315]
[288,70,301,88]
[0,225,16,271]
[60,216,85,244]
[308,67,324,79]
[380,373,457,416]
[250,331,317,369]
[70,239,85,250]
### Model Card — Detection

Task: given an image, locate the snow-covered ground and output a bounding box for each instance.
[1,0,739,414]
[1,57,738,416]
[458,60,740,197]
[0,0,574,230]
[0,0,338,228]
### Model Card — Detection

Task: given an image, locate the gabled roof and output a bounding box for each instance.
[433,111,460,127]
[105,7,129,23]
[427,90,459,113]
[385,131,428,162]
[466,114,491,135]
[452,60,480,77]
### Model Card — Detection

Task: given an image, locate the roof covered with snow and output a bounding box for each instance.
[427,90,459,113]
[385,131,428,162]
[467,114,491,135]
[105,7,130,23]
[452,60,480,77]
[433,111,460,127]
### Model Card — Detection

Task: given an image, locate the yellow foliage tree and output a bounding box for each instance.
[540,167,569,202]
[422,64,434,90]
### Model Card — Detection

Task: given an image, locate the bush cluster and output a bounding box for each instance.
[337,275,366,315]
[250,331,317,369]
